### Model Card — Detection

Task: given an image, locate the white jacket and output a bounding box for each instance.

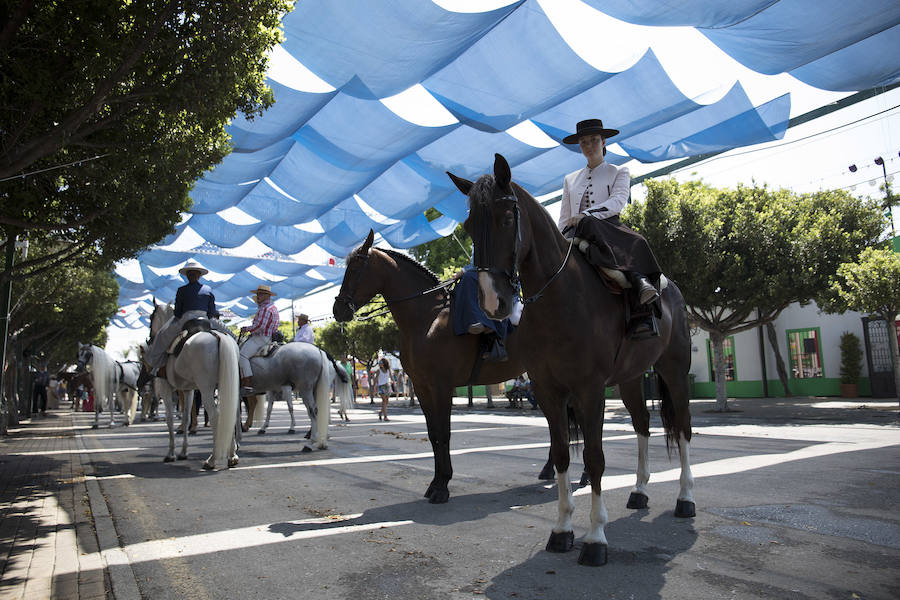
[557,161,631,232]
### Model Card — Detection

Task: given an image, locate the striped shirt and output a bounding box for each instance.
[248,300,280,338]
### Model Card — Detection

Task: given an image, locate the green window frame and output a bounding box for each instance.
[786,327,824,379]
[706,336,736,382]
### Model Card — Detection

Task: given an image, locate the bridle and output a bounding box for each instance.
[334,251,454,321]
[472,187,574,306]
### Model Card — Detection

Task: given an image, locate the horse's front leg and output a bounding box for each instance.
[675,433,695,517]
[539,384,574,553]
[574,391,609,566]
[285,388,296,434]
[418,386,452,504]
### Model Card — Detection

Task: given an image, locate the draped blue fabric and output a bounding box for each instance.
[117,0,898,315]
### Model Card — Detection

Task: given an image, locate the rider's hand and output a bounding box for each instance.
[565,213,585,230]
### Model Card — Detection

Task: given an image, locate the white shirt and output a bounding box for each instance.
[557,161,630,232]
[293,323,314,344]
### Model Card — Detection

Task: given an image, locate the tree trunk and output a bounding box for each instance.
[710,331,729,411]
[765,322,791,397]
[884,314,900,407]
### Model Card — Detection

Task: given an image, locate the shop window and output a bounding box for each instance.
[706,336,736,382]
[787,328,823,379]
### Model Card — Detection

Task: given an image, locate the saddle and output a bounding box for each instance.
[167,318,212,358]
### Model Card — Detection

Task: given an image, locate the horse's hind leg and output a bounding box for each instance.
[178,391,191,460]
[572,390,610,566]
[259,392,275,434]
[418,385,453,504]
[619,377,651,510]
[655,354,695,518]
[285,387,296,434]
[164,391,176,462]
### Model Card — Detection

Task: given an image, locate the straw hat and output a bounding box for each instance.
[250,284,276,297]
[178,260,208,276]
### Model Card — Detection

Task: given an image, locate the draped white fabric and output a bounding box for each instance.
[112,0,900,327]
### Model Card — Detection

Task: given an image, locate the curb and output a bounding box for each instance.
[76,430,143,600]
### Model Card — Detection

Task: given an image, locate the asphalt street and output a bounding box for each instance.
[71,395,900,600]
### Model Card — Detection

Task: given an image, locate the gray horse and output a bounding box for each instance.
[243,342,352,451]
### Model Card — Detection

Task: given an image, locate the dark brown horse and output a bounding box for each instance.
[449,154,695,566]
[332,230,542,503]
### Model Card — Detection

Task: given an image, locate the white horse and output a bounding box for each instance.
[245,342,352,451]
[115,360,142,425]
[148,300,240,470]
[77,343,119,429]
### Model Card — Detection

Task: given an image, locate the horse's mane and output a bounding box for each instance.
[379,248,440,285]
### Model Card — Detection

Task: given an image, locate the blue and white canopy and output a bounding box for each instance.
[112,0,900,327]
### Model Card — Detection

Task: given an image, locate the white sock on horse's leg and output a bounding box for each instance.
[678,433,694,503]
[553,470,575,533]
[583,491,609,546]
[635,434,650,496]
[284,386,295,431]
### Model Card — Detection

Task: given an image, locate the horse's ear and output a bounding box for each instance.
[447,172,473,196]
[362,229,374,253]
[493,154,511,190]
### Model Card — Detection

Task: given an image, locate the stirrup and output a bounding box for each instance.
[627,314,660,340]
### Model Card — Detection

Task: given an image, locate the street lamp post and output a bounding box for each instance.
[849,157,895,238]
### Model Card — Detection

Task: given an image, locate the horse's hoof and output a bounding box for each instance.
[578,471,590,487]
[176,428,184,434]
[538,465,555,480]
[287,429,296,434]
[164,456,175,463]
[202,461,215,471]
[427,489,449,504]
[241,425,249,432]
[304,430,311,439]
[227,457,239,467]
[627,492,649,510]
[301,446,312,453]
[545,531,574,553]
[91,424,98,429]
[188,429,197,436]
[257,429,266,435]
[578,542,608,566]
[177,454,188,461]
[123,422,129,427]
[674,499,696,518]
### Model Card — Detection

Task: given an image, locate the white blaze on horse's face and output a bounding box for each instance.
[478,270,512,320]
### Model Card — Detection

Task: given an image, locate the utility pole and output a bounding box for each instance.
[1,229,17,432]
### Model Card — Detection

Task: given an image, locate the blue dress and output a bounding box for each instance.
[451,267,514,338]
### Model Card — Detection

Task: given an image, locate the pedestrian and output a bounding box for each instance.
[558,118,662,339]
[375,357,394,421]
[32,364,49,415]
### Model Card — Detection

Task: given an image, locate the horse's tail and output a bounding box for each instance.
[212,332,239,467]
[332,359,355,415]
[313,349,332,448]
[657,374,690,457]
[92,346,113,412]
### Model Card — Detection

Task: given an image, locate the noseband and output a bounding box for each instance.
[473,191,522,294]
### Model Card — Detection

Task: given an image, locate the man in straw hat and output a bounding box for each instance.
[143,260,227,380]
[293,313,314,344]
[558,118,662,339]
[239,284,280,394]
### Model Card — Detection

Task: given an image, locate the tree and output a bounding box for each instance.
[624,179,885,410]
[3,239,118,426]
[0,0,292,283]
[410,208,472,273]
[822,247,900,403]
[317,315,399,402]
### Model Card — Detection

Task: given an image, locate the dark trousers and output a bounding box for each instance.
[32,387,47,413]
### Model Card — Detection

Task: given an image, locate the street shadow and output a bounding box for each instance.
[482,511,698,600]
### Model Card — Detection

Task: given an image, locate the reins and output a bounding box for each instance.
[520,234,575,305]
[355,278,455,321]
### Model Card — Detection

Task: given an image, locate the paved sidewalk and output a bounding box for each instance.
[0,407,108,600]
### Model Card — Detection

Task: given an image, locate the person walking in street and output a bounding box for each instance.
[375,357,394,421]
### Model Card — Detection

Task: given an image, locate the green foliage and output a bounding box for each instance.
[409,208,472,273]
[838,332,863,384]
[624,179,886,335]
[0,0,293,282]
[8,240,119,370]
[824,246,900,322]
[317,314,399,369]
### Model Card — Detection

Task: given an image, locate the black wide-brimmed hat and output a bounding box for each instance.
[562,119,619,144]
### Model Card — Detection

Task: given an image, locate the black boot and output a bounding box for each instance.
[482,336,509,362]
[628,272,659,305]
